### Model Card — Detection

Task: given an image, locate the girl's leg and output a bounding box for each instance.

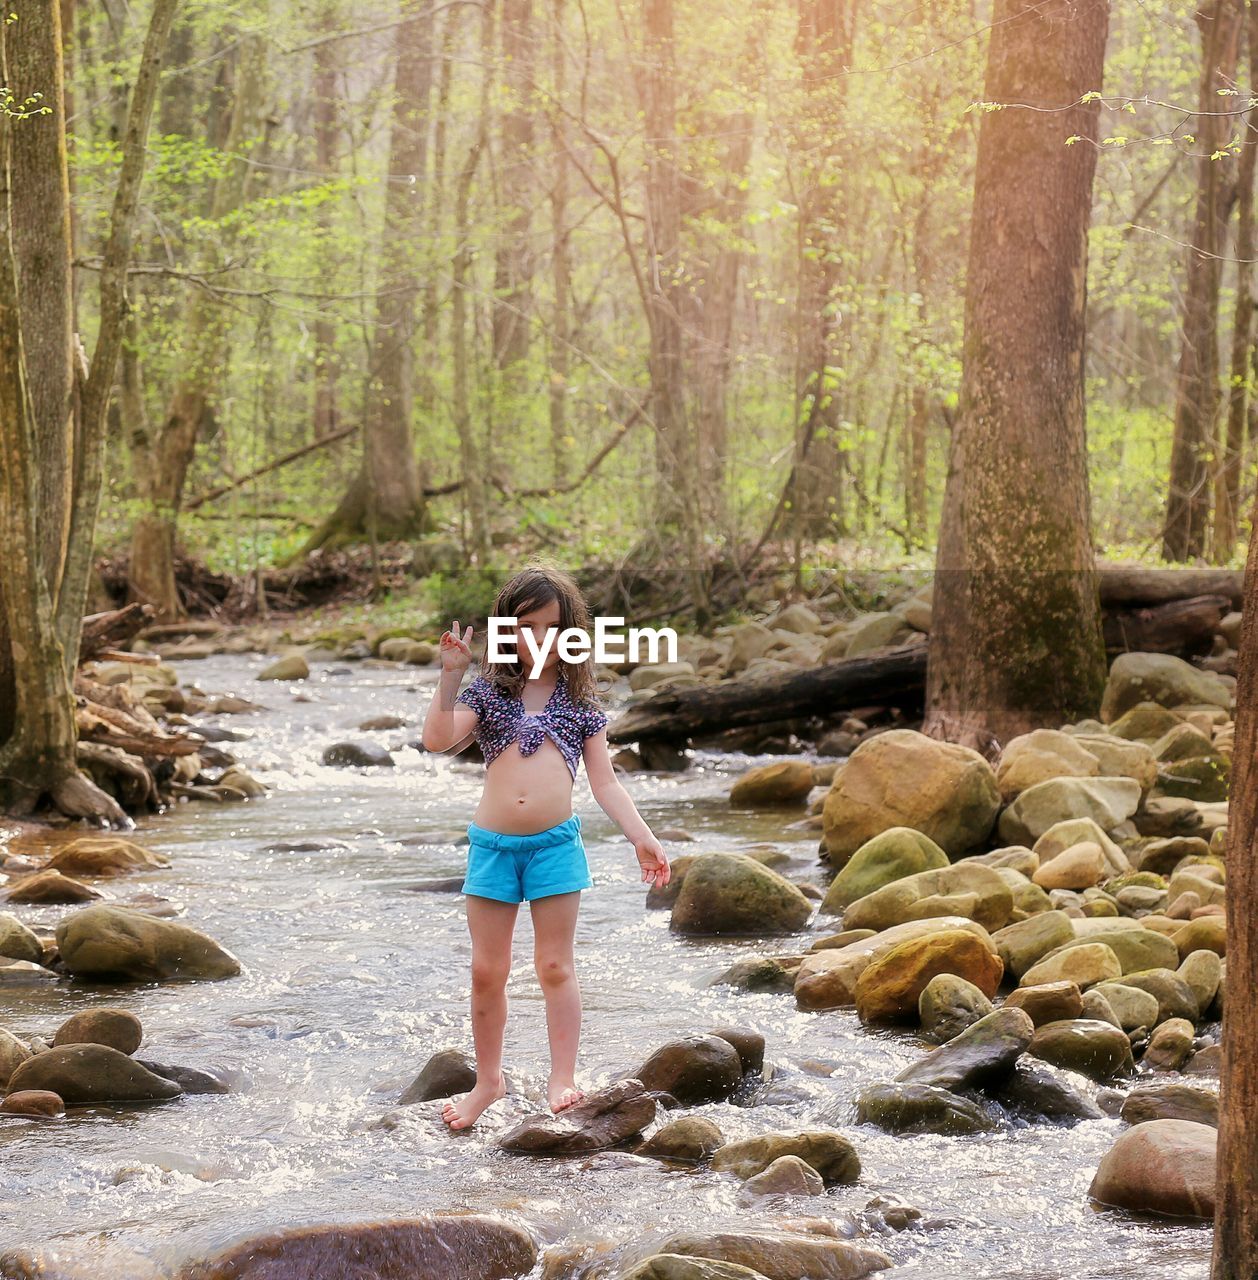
[442,895,518,1130]
[529,890,584,1113]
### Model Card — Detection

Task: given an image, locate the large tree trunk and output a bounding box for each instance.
[310,0,343,442]
[924,0,1110,752]
[1213,496,1258,1276]
[548,0,572,487]
[1163,0,1245,563]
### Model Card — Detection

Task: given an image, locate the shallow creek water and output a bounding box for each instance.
[0,654,1215,1278]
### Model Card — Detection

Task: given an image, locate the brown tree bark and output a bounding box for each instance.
[1163,0,1245,563]
[924,0,1110,752]
[1213,491,1258,1276]
[311,0,343,442]
[548,0,572,487]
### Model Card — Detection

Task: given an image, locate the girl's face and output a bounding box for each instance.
[513,598,563,676]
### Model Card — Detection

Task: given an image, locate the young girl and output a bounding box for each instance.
[421,564,670,1131]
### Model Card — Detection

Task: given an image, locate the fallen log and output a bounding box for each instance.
[79,603,155,661]
[1102,595,1229,656]
[1097,565,1243,607]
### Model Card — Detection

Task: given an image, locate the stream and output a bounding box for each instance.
[0,654,1215,1278]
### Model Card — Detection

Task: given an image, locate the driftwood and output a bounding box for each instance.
[79,603,155,661]
[1102,594,1230,656]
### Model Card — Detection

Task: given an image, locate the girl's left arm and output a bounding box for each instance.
[583,729,670,886]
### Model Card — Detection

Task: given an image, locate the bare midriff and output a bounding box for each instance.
[471,736,575,834]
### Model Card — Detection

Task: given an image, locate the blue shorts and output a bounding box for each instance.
[461,815,593,904]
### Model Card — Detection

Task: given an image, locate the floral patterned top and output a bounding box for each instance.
[455,666,609,779]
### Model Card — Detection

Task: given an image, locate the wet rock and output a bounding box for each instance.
[1173,916,1226,958]
[1050,927,1182,977]
[620,1256,771,1280]
[1185,1044,1222,1075]
[0,962,56,986]
[398,1048,477,1104]
[53,1008,142,1055]
[820,828,949,915]
[0,914,43,965]
[1026,1019,1135,1082]
[855,1082,994,1135]
[256,651,309,681]
[0,1028,31,1088]
[211,766,267,800]
[729,761,816,807]
[808,928,878,952]
[1137,835,1212,876]
[175,1214,538,1280]
[1,1243,165,1278]
[1107,701,1185,742]
[0,1089,64,1118]
[821,729,1000,863]
[1121,1082,1218,1128]
[1101,653,1232,723]
[636,1035,743,1105]
[6,1043,181,1104]
[321,741,395,768]
[42,836,171,878]
[738,1154,826,1201]
[497,1078,655,1154]
[991,1059,1103,1122]
[855,929,1003,1023]
[895,1006,1034,1092]
[991,910,1077,980]
[56,905,242,982]
[1020,942,1121,992]
[651,1230,889,1280]
[1142,1018,1196,1072]
[263,838,351,854]
[1079,988,1122,1029]
[137,1060,231,1094]
[1109,968,1200,1024]
[669,854,812,936]
[998,777,1142,847]
[996,729,1102,800]
[841,861,1013,934]
[918,973,994,1043]
[709,1027,765,1075]
[358,715,407,731]
[1088,1118,1216,1219]
[1004,981,1083,1027]
[710,1130,860,1185]
[5,870,102,905]
[637,1115,724,1161]
[1091,982,1161,1033]
[1178,949,1222,1011]
[710,956,795,994]
[1034,818,1130,876]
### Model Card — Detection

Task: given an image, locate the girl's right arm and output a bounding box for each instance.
[421,621,480,753]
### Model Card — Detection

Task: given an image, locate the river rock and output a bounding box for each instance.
[42,836,170,877]
[1039,927,1181,977]
[52,1008,143,1055]
[1137,835,1212,876]
[256,651,309,681]
[1107,700,1185,742]
[895,1006,1034,1091]
[821,828,950,915]
[854,1082,994,1135]
[855,929,1004,1023]
[709,1027,765,1075]
[1121,1083,1219,1128]
[995,730,1100,800]
[0,1028,31,1088]
[1173,916,1226,958]
[729,762,815,807]
[1019,943,1122,991]
[175,1215,538,1280]
[1004,981,1083,1026]
[498,1078,656,1154]
[1178,949,1222,1012]
[1034,818,1130,876]
[651,1231,890,1280]
[670,854,812,936]
[620,1255,771,1280]
[1100,653,1233,723]
[321,741,395,768]
[1089,982,1158,1032]
[821,729,1000,863]
[991,910,1077,980]
[398,1048,476,1104]
[1026,1019,1134,1081]
[1142,1018,1196,1072]
[635,1036,743,1105]
[1079,988,1122,1029]
[1031,841,1106,890]
[918,973,994,1043]
[711,1130,859,1184]
[0,914,43,965]
[841,862,1013,933]
[1088,1119,1217,1218]
[794,918,996,1011]
[5,871,102,905]
[1,1244,165,1279]
[992,1059,1104,1122]
[998,777,1142,846]
[638,1115,725,1161]
[0,1089,64,1117]
[711,956,795,994]
[56,906,242,982]
[6,1044,181,1104]
[1066,733,1159,794]
[137,1060,231,1095]
[739,1154,825,1199]
[1110,968,1200,1024]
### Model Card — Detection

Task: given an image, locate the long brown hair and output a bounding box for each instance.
[477,561,602,708]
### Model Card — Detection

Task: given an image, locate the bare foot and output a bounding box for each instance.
[441,1077,506,1131]
[548,1077,586,1114]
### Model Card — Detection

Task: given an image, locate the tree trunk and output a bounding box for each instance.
[1163,0,1245,563]
[924,0,1110,752]
[311,0,343,441]
[548,0,572,487]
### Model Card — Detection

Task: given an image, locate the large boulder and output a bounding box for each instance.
[670,854,812,936]
[497,1078,656,1155]
[1064,733,1159,794]
[855,1082,995,1136]
[729,761,816,807]
[1037,928,1181,977]
[1033,818,1130,876]
[41,836,170,877]
[1088,1119,1217,1218]
[821,730,1000,863]
[895,1006,1034,1091]
[0,1028,31,1088]
[820,828,949,915]
[55,906,241,982]
[841,862,1013,933]
[991,910,1077,980]
[1026,1019,1135,1081]
[637,1116,725,1162]
[917,973,994,1043]
[995,730,1100,800]
[1121,1083,1219,1128]
[649,1232,890,1280]
[1101,653,1233,723]
[1020,943,1122,992]
[6,1043,181,1104]
[854,930,1004,1024]
[52,1008,143,1055]
[635,1036,743,1105]
[710,1131,860,1185]
[1108,968,1200,1024]
[0,914,43,964]
[998,778,1141,846]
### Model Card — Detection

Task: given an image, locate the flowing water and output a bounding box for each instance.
[0,655,1215,1277]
